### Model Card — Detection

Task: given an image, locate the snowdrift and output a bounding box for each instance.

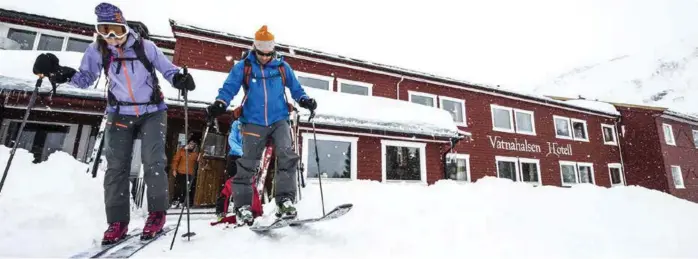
[1,147,698,258]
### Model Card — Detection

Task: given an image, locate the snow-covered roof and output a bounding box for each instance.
[559,99,620,116]
[171,20,621,118]
[0,50,459,137]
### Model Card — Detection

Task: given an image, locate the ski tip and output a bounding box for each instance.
[336,203,353,210]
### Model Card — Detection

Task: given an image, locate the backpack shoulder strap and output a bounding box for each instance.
[131,39,159,86]
[277,64,287,87]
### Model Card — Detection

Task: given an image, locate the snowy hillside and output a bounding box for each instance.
[1,147,698,258]
[533,35,698,116]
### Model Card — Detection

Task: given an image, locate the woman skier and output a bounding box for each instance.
[31,2,196,244]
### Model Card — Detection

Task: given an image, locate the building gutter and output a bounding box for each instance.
[396,76,405,100]
[614,117,627,185]
[442,133,466,180]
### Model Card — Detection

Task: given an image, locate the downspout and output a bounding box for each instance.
[396,76,405,100]
[614,116,627,185]
[442,134,464,180]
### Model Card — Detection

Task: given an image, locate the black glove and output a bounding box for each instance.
[173,71,195,91]
[32,53,76,84]
[207,100,227,118]
[298,97,317,111]
[33,53,60,76]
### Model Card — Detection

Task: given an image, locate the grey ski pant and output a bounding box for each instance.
[103,110,169,223]
[233,119,299,209]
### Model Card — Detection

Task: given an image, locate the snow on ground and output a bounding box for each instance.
[1,147,698,258]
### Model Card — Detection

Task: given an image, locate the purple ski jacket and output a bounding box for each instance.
[69,29,180,116]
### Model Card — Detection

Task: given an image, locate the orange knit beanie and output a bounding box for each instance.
[254,25,275,52]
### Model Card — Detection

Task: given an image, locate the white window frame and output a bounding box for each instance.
[553,115,573,140]
[601,123,618,146]
[495,156,542,186]
[663,123,676,146]
[407,90,437,107]
[337,78,373,96]
[671,165,685,189]
[491,104,515,133]
[559,161,596,186]
[559,160,579,187]
[576,162,595,185]
[381,139,427,184]
[517,157,543,186]
[445,153,471,182]
[513,109,536,136]
[607,163,625,186]
[3,23,95,51]
[301,133,358,181]
[438,95,467,127]
[294,71,335,91]
[693,130,698,148]
[570,118,590,142]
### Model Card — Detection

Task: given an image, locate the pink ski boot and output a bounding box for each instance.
[141,211,166,240]
[102,222,128,245]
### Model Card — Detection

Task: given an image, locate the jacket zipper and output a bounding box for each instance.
[116,48,140,116]
[259,65,268,126]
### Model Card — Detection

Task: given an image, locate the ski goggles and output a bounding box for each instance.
[255,49,275,57]
[95,23,129,38]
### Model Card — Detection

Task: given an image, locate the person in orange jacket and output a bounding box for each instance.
[170,139,200,208]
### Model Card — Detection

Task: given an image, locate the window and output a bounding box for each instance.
[37,34,64,51]
[554,116,588,141]
[601,124,617,145]
[495,156,541,185]
[446,153,470,182]
[5,25,94,52]
[608,163,624,186]
[663,124,675,145]
[671,166,684,189]
[514,109,535,135]
[0,120,78,163]
[338,78,372,96]
[302,133,358,180]
[296,71,333,91]
[66,38,92,53]
[381,140,427,183]
[7,28,36,50]
[408,91,437,107]
[490,104,535,135]
[559,161,595,186]
[693,130,698,148]
[439,96,466,126]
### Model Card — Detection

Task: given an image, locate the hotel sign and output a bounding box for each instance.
[487,135,572,157]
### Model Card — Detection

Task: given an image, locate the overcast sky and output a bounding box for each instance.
[3,0,698,89]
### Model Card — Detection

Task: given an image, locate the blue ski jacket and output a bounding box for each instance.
[228,120,243,156]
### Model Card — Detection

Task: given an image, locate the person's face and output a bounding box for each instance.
[255,49,274,64]
[186,141,197,149]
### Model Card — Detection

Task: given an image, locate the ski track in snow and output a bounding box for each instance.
[1,147,698,258]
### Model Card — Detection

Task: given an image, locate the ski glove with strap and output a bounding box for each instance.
[207,100,227,118]
[173,71,196,91]
[298,97,317,111]
[33,53,75,84]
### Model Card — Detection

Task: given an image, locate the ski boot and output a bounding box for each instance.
[235,205,254,226]
[102,222,128,245]
[275,197,297,220]
[141,211,166,240]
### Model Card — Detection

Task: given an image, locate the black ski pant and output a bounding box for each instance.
[232,119,298,210]
[103,110,169,224]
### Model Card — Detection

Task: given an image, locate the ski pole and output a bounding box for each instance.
[0,75,43,197]
[309,110,325,216]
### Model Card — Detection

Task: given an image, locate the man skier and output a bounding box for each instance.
[207,25,317,225]
[31,2,195,244]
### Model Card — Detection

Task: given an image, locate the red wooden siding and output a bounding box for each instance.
[657,116,698,202]
[616,108,669,192]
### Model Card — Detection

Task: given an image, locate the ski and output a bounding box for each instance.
[69,228,142,258]
[248,203,353,233]
[85,113,108,178]
[102,225,175,258]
